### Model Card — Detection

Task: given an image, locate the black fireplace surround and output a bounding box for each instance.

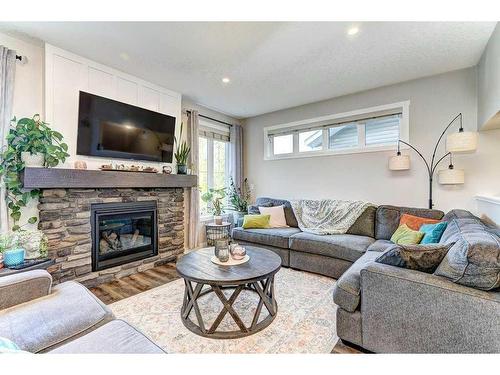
[91,201,158,271]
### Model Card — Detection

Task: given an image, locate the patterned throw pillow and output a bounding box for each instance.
[390,224,424,245]
[376,243,454,273]
[399,213,440,231]
[242,214,271,229]
[420,222,448,244]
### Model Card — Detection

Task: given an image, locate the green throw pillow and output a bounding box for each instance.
[242,214,271,229]
[390,224,424,245]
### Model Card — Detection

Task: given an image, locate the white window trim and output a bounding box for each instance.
[263,101,410,161]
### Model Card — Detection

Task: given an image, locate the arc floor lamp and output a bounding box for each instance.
[389,113,478,209]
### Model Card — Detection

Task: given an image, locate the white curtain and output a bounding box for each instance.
[186,110,200,249]
[230,123,244,189]
[0,46,16,234]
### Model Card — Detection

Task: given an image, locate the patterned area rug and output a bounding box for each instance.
[110,268,338,353]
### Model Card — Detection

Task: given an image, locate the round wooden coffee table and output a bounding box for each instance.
[176,246,281,339]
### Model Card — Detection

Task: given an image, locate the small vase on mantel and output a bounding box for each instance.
[177,164,187,175]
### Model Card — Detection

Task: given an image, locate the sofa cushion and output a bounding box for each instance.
[248,197,299,227]
[232,227,301,249]
[0,281,114,353]
[442,209,478,222]
[346,205,377,237]
[289,232,374,262]
[366,239,394,252]
[49,320,164,354]
[375,205,444,240]
[435,219,500,291]
[333,251,380,312]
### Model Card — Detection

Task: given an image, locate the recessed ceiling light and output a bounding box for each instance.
[222,77,230,84]
[347,26,359,36]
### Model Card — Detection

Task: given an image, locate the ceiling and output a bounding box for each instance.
[0,22,496,119]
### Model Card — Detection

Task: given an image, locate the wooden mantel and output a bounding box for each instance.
[22,167,198,189]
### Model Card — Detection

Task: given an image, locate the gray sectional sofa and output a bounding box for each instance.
[232,197,500,353]
[0,270,164,353]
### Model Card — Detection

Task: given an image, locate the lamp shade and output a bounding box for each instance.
[389,154,410,170]
[439,167,465,185]
[446,131,478,153]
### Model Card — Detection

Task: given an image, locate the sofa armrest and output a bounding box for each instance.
[360,263,500,353]
[0,270,53,310]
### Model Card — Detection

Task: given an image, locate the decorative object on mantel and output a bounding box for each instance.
[201,188,226,224]
[162,165,172,174]
[173,122,190,175]
[0,115,69,229]
[13,230,48,260]
[74,160,87,169]
[388,113,478,208]
[205,222,231,246]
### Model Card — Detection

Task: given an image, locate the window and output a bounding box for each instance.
[198,121,231,217]
[264,101,409,160]
[273,134,294,155]
[328,123,358,150]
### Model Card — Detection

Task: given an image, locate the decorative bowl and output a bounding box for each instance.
[3,248,25,267]
[230,244,246,260]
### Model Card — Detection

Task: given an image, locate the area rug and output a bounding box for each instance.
[110,268,338,353]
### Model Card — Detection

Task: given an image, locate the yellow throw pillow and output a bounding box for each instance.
[390,224,424,245]
[242,214,271,229]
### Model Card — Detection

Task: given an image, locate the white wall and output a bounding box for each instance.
[0,32,44,118]
[477,23,500,130]
[45,44,182,171]
[244,68,500,214]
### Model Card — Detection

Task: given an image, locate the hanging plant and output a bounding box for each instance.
[0,115,69,230]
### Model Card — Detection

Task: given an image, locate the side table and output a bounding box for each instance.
[205,222,232,246]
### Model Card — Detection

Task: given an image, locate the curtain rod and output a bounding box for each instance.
[185,110,234,127]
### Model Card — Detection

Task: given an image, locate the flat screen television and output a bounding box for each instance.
[77,91,176,163]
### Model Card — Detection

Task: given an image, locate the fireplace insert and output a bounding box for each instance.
[91,201,158,271]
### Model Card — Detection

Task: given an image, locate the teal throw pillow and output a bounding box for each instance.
[420,222,448,244]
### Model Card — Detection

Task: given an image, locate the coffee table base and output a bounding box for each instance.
[181,276,277,339]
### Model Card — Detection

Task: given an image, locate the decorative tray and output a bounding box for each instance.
[210,255,250,266]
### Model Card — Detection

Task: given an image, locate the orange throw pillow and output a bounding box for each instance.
[399,213,440,231]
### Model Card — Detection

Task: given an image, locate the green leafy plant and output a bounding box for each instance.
[201,188,226,216]
[0,115,69,230]
[227,177,252,212]
[174,122,190,166]
[0,232,17,253]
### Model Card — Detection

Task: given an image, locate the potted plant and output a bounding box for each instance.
[0,232,18,268]
[0,115,70,230]
[227,177,252,223]
[174,122,190,174]
[201,188,226,225]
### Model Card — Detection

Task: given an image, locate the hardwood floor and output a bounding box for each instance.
[89,262,360,353]
[90,263,179,305]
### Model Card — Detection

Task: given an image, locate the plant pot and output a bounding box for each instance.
[177,164,187,175]
[0,254,4,269]
[3,248,25,267]
[214,215,223,225]
[21,152,45,167]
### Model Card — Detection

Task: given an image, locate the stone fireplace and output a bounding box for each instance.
[23,167,198,288]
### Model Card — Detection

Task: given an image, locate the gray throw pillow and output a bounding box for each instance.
[434,219,500,290]
[376,243,454,273]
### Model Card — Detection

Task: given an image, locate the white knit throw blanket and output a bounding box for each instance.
[291,199,371,235]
